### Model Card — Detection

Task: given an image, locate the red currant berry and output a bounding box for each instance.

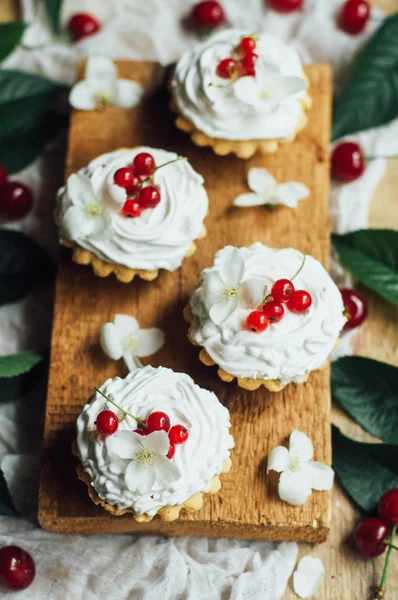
[0,182,33,220]
[0,165,8,185]
[132,152,156,177]
[67,13,101,41]
[287,290,312,314]
[169,425,189,445]
[340,288,368,332]
[96,410,119,435]
[216,58,237,79]
[167,443,176,459]
[113,167,137,189]
[122,199,143,218]
[138,185,161,209]
[267,0,304,13]
[146,411,171,433]
[240,36,256,55]
[378,489,398,526]
[331,142,365,182]
[191,1,225,29]
[354,518,390,557]
[241,53,258,76]
[339,0,370,34]
[134,428,147,436]
[263,300,284,323]
[246,311,269,333]
[0,545,35,590]
[271,279,295,303]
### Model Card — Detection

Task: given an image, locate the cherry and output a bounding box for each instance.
[331,142,365,182]
[354,518,390,557]
[133,152,156,177]
[0,545,35,590]
[114,167,138,189]
[134,428,147,436]
[267,0,304,13]
[287,290,312,313]
[122,199,143,218]
[216,58,237,79]
[271,279,295,303]
[96,410,118,435]
[0,182,33,220]
[339,0,370,34]
[263,300,284,323]
[240,36,256,55]
[340,288,368,332]
[246,311,269,333]
[167,443,176,459]
[241,53,258,76]
[146,411,171,433]
[0,165,8,185]
[191,1,225,29]
[138,185,161,209]
[379,489,398,526]
[67,13,101,41]
[169,425,189,445]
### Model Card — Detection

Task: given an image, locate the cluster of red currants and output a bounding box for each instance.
[113,152,161,219]
[216,35,259,80]
[246,277,312,333]
[96,409,188,460]
[0,545,35,591]
[0,165,33,221]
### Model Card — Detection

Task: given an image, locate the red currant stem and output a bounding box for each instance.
[365,155,398,161]
[140,157,187,186]
[94,387,145,426]
[375,525,397,600]
[291,253,306,281]
[383,541,398,552]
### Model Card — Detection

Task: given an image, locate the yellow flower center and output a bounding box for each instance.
[95,89,113,108]
[132,449,153,469]
[222,286,238,300]
[86,203,101,216]
[124,335,141,354]
[290,454,301,472]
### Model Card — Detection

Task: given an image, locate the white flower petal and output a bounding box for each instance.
[293,556,325,599]
[110,431,142,459]
[100,323,123,360]
[233,76,259,107]
[67,173,94,206]
[85,57,117,85]
[266,76,307,105]
[122,352,143,373]
[144,430,170,456]
[278,470,312,506]
[114,79,143,108]
[69,81,97,111]
[267,445,290,473]
[220,246,244,287]
[125,460,155,494]
[114,315,140,338]
[209,296,239,325]
[240,278,267,310]
[233,193,265,207]
[276,182,309,208]
[289,430,314,462]
[62,206,95,241]
[89,211,113,241]
[302,462,334,492]
[134,328,165,358]
[202,271,225,310]
[248,168,277,198]
[153,454,181,483]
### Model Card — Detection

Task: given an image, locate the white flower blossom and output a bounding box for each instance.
[69,57,143,111]
[293,556,325,598]
[110,430,181,495]
[267,430,334,506]
[234,168,309,209]
[100,314,165,372]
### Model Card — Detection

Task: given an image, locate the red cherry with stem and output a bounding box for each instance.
[191,1,225,29]
[267,0,304,13]
[246,311,269,333]
[138,185,161,208]
[67,13,101,41]
[122,199,143,218]
[0,165,8,185]
[271,279,295,303]
[340,288,368,332]
[339,0,370,34]
[96,410,119,435]
[216,58,237,79]
[146,411,171,433]
[169,425,189,445]
[263,300,284,323]
[240,36,256,55]
[114,167,138,189]
[379,489,398,526]
[0,545,36,590]
[287,290,312,313]
[134,428,147,436]
[241,53,258,76]
[354,518,390,557]
[133,152,156,177]
[332,142,365,182]
[0,182,33,220]
[167,443,176,459]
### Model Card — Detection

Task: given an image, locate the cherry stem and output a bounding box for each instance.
[375,525,397,599]
[291,253,306,281]
[94,387,145,426]
[384,541,398,552]
[366,155,398,161]
[140,157,187,186]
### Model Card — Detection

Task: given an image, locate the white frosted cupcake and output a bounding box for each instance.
[171,30,311,159]
[75,365,234,522]
[56,147,208,282]
[185,244,346,391]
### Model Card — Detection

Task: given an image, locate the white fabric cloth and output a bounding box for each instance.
[0,0,396,598]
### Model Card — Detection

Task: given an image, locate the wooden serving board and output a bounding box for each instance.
[38,61,332,540]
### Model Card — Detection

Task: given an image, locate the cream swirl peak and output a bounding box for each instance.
[56,148,208,271]
[172,29,308,141]
[76,366,234,515]
[189,244,346,385]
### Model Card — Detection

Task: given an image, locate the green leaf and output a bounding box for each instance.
[332,13,398,140]
[0,230,56,306]
[332,230,398,305]
[0,354,48,404]
[44,0,63,34]
[0,471,18,516]
[0,351,43,379]
[332,426,398,512]
[332,357,398,444]
[0,22,27,62]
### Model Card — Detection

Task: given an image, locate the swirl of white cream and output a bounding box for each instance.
[172,29,307,141]
[76,365,234,515]
[189,244,346,385]
[56,148,208,271]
